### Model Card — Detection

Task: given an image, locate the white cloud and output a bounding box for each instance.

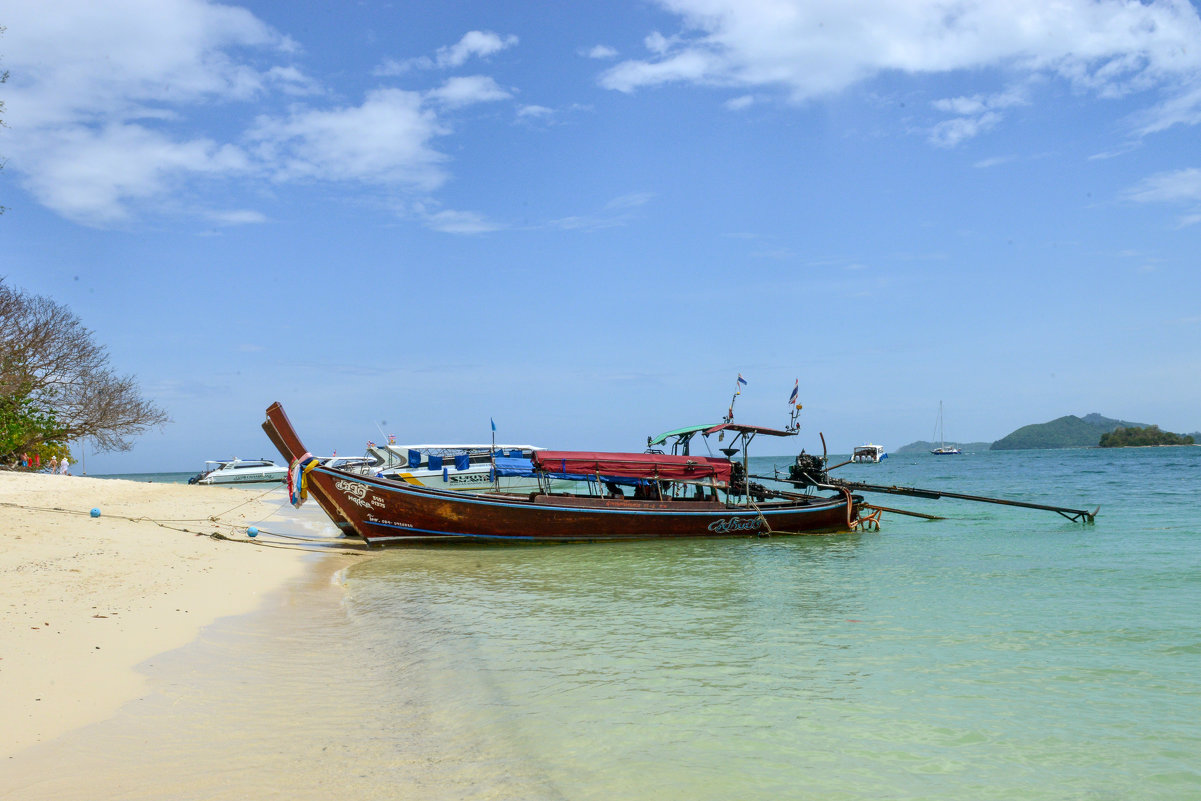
[425,75,513,108]
[249,88,449,188]
[418,207,504,234]
[1124,167,1201,203]
[724,94,755,110]
[436,31,518,68]
[973,155,1017,169]
[605,192,655,210]
[205,209,268,225]
[2,0,299,224]
[584,45,619,60]
[16,123,251,226]
[1124,168,1201,226]
[929,112,1003,148]
[602,48,718,93]
[1128,85,1201,136]
[1,2,518,227]
[376,30,518,74]
[547,193,655,230]
[600,0,1201,139]
[517,104,555,119]
[3,0,296,128]
[928,88,1026,146]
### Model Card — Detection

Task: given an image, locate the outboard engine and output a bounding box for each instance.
[788,452,827,487]
[728,462,771,501]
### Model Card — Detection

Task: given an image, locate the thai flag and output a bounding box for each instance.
[788,379,798,405]
[737,373,747,386]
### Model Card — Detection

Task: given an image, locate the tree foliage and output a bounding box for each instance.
[1,278,168,463]
[1098,425,1194,448]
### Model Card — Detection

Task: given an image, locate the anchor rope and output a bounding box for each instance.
[0,499,368,554]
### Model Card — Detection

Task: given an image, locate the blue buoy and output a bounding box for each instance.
[247,526,258,538]
[90,508,101,518]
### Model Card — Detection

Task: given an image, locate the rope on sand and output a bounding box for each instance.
[0,500,369,555]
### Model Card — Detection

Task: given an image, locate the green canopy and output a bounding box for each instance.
[647,423,721,447]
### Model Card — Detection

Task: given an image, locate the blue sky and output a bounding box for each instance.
[3,0,1200,473]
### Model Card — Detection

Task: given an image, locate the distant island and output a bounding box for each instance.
[893,413,1197,452]
[990,413,1147,450]
[1099,426,1195,448]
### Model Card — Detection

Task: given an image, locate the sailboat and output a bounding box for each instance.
[930,401,962,455]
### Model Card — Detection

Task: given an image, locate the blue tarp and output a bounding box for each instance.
[493,456,536,477]
[454,453,470,471]
[408,451,421,468]
[493,456,650,487]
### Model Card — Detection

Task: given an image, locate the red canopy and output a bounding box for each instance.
[703,422,797,438]
[531,451,732,483]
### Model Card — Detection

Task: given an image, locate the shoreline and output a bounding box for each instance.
[0,471,368,758]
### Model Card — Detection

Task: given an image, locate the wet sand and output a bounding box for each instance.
[0,471,365,760]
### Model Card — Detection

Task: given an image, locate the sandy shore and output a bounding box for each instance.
[0,471,364,758]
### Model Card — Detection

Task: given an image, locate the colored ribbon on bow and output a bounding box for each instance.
[288,452,321,508]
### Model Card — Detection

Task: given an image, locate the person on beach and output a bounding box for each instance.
[60,456,71,475]
[49,456,58,473]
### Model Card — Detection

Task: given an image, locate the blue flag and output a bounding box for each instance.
[490,417,496,432]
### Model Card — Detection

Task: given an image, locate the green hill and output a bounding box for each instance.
[990,413,1148,450]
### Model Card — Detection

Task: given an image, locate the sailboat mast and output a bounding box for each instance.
[931,401,941,451]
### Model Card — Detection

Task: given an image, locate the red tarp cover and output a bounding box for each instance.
[531,451,732,483]
[703,422,797,438]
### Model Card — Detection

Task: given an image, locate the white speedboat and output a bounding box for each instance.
[320,455,376,471]
[851,444,887,463]
[349,441,570,494]
[190,457,288,485]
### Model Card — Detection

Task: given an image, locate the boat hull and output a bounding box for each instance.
[198,472,287,485]
[263,403,860,546]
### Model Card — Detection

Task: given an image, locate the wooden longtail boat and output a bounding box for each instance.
[262,403,864,546]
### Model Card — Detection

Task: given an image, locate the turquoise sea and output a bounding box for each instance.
[29,448,1201,799]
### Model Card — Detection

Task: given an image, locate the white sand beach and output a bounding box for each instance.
[0,471,363,759]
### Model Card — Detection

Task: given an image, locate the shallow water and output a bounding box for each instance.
[8,448,1201,799]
